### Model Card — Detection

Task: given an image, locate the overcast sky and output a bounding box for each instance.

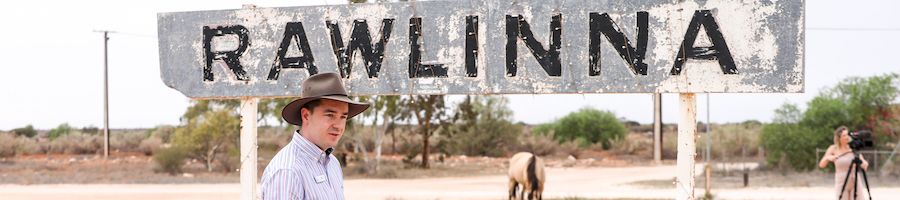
[1,0,899,130]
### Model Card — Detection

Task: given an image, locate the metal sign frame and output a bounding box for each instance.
[158,0,804,98]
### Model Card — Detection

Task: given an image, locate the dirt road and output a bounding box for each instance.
[3,165,899,200]
[344,165,680,199]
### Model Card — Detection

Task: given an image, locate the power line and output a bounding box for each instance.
[114,31,156,39]
[807,27,900,32]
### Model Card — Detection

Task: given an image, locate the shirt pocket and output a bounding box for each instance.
[303,175,335,200]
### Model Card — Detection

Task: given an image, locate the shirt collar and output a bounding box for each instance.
[292,130,333,165]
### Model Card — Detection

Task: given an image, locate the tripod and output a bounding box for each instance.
[838,152,872,200]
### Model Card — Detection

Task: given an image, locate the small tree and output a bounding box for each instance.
[403,95,447,169]
[550,107,627,149]
[48,123,73,140]
[348,95,403,174]
[772,103,802,124]
[760,123,827,171]
[259,98,294,126]
[801,73,899,132]
[172,101,240,172]
[12,125,37,138]
[448,96,521,157]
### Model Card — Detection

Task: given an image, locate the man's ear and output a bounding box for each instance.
[300,108,311,125]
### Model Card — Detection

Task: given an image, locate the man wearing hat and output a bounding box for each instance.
[260,72,369,200]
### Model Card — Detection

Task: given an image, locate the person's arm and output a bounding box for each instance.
[860,154,870,171]
[818,145,836,168]
[261,169,303,200]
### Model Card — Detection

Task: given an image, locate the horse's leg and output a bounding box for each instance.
[520,185,526,200]
[527,188,534,200]
[508,179,517,200]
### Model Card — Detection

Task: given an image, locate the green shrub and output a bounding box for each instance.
[153,146,188,175]
[48,123,74,140]
[546,107,627,149]
[11,125,37,138]
[759,123,829,171]
[172,108,240,172]
[759,73,899,171]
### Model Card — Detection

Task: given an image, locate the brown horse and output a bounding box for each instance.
[508,152,545,200]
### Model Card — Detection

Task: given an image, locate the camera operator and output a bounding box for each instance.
[818,126,869,200]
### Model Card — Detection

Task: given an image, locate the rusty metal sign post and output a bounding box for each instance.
[157,0,804,199]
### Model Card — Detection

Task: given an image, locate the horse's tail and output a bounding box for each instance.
[527,153,539,195]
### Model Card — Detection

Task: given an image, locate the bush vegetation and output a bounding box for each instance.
[11,125,37,138]
[761,73,899,170]
[534,107,627,149]
[153,146,187,175]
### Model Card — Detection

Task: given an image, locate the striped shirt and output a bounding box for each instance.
[261,131,344,200]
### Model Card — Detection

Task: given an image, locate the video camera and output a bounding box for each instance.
[849,130,874,150]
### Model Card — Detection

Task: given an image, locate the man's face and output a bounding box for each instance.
[300,99,349,150]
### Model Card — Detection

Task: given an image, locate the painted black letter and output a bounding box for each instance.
[589,12,648,76]
[505,14,562,77]
[202,25,250,81]
[408,17,448,78]
[670,10,738,75]
[465,15,479,77]
[268,22,317,80]
[326,19,394,78]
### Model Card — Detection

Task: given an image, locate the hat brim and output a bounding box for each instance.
[282,95,370,126]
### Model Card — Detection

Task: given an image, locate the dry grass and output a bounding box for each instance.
[0,153,237,184]
[48,133,103,154]
[110,131,147,152]
[342,155,508,179]
[0,133,16,158]
[610,133,654,156]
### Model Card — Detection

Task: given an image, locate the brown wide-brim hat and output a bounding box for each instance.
[282,72,369,126]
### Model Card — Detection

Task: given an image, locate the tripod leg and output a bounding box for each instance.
[858,163,873,200]
[853,163,858,200]
[839,162,855,200]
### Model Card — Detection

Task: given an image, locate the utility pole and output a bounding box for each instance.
[706,93,711,163]
[653,93,663,163]
[95,30,112,159]
[705,93,712,198]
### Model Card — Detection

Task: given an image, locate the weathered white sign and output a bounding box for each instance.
[157,0,804,98]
